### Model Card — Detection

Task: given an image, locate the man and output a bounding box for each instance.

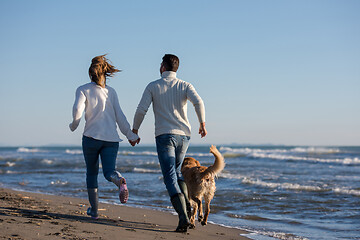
[132,54,207,232]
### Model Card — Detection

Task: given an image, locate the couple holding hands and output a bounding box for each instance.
[69,54,206,232]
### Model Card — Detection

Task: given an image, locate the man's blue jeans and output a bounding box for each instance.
[156,134,190,198]
[82,136,120,188]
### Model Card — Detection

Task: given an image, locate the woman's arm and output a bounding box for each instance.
[113,90,139,142]
[133,84,152,132]
[69,88,86,132]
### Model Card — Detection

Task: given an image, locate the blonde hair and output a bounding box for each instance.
[88,54,120,86]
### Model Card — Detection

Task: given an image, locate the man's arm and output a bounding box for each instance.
[187,84,207,138]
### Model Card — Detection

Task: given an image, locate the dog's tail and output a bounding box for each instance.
[203,145,225,178]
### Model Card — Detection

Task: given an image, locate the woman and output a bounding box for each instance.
[69,55,140,219]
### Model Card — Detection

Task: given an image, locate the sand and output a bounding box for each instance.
[0,188,250,240]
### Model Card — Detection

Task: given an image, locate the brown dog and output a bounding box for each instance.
[181,145,225,228]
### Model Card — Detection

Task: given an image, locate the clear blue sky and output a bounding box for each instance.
[0,0,359,146]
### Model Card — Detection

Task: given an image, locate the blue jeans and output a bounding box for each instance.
[82,136,120,188]
[156,134,190,198]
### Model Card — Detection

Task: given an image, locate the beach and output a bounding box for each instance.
[0,188,249,240]
[1,146,359,239]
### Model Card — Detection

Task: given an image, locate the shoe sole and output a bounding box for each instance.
[119,178,129,204]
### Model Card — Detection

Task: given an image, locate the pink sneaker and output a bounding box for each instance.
[119,177,129,204]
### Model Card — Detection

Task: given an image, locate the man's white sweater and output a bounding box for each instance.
[133,71,205,137]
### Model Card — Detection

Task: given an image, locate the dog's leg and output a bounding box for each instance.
[201,196,211,226]
[189,199,197,228]
[197,197,204,222]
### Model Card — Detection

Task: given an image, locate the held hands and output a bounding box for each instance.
[129,129,140,147]
[129,138,140,147]
[199,122,207,138]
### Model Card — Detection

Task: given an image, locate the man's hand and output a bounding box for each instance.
[129,138,140,147]
[199,122,207,138]
[129,129,140,146]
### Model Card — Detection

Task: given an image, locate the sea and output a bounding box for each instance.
[0,145,359,240]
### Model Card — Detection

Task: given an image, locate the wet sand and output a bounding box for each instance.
[0,188,250,239]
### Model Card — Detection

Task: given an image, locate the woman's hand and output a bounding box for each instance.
[129,138,140,147]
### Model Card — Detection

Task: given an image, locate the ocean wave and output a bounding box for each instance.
[133,167,161,173]
[17,147,45,153]
[332,188,360,196]
[221,173,322,192]
[250,153,360,165]
[119,150,212,158]
[187,152,213,157]
[219,147,358,165]
[291,147,340,154]
[256,153,359,165]
[119,151,158,156]
[243,230,309,240]
[50,180,69,185]
[221,173,360,196]
[242,177,323,192]
[227,213,270,221]
[5,161,16,167]
[220,146,340,155]
[65,149,83,155]
[41,159,53,165]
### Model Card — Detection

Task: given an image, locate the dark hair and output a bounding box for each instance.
[162,54,179,72]
[89,54,120,86]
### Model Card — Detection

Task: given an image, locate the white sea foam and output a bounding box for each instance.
[119,151,158,156]
[50,180,68,185]
[65,149,83,155]
[291,147,340,154]
[241,177,323,192]
[251,152,360,165]
[41,159,53,165]
[187,152,213,157]
[220,146,341,155]
[209,223,307,240]
[17,147,43,153]
[219,147,359,165]
[133,167,161,173]
[243,230,309,240]
[220,147,289,154]
[221,173,360,196]
[332,187,360,196]
[5,162,16,167]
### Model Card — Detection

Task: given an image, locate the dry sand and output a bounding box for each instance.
[0,188,250,240]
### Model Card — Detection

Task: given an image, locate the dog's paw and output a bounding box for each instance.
[201,221,207,226]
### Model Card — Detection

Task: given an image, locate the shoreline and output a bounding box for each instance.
[0,187,251,239]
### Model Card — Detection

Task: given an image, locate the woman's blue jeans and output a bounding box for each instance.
[82,136,120,188]
[155,134,190,198]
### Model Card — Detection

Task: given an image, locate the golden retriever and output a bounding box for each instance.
[181,145,225,228]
